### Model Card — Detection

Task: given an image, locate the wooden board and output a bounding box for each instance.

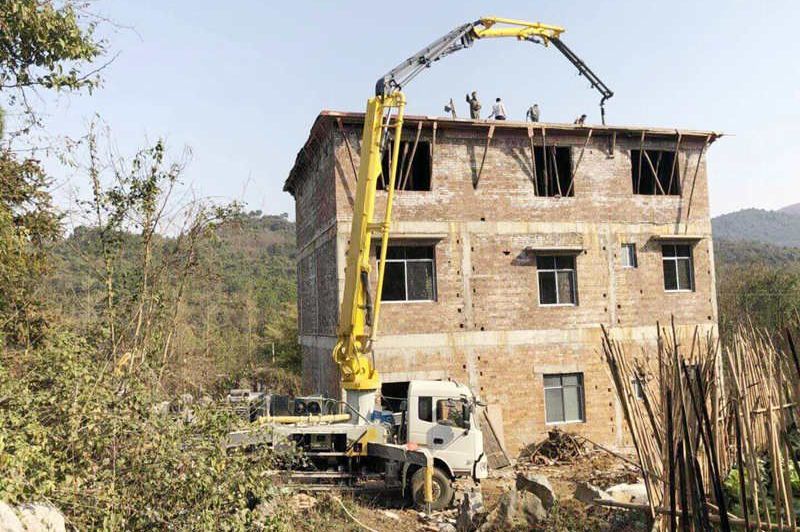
[479,405,511,470]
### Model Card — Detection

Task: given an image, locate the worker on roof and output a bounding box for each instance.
[526,103,540,122]
[487,97,507,120]
[574,113,587,125]
[465,91,481,119]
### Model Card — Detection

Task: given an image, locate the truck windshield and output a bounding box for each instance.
[436,399,467,429]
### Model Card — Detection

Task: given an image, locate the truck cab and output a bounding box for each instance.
[405,380,488,479]
[380,379,488,507]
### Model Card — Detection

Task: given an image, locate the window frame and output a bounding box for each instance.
[378,140,432,191]
[543,373,585,425]
[630,149,681,196]
[533,145,574,197]
[418,396,433,423]
[621,243,638,269]
[536,254,578,306]
[661,244,695,292]
[378,244,438,303]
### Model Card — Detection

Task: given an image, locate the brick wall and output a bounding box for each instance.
[287,113,718,452]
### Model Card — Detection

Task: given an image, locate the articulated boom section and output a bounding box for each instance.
[333,93,406,404]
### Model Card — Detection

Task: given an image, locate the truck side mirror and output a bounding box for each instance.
[462,403,472,431]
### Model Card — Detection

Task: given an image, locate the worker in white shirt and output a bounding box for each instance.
[487,97,507,120]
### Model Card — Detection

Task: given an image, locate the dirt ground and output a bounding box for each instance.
[286,450,651,532]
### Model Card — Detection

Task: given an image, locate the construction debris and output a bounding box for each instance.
[289,493,317,512]
[520,428,591,465]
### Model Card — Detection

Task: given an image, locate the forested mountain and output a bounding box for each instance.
[47,211,299,392]
[780,203,800,217]
[714,239,800,267]
[712,207,800,247]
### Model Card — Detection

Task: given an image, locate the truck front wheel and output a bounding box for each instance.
[410,466,454,511]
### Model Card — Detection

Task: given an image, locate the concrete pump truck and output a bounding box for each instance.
[228,16,612,510]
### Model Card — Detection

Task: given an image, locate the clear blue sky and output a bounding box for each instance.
[40,0,800,218]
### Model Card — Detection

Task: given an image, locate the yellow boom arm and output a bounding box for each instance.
[333,16,613,393]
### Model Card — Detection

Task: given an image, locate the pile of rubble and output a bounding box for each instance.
[418,473,558,532]
[519,429,591,465]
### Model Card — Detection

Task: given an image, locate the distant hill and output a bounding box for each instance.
[779,203,800,217]
[712,208,800,248]
[714,239,800,267]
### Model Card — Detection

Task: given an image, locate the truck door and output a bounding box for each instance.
[409,395,478,475]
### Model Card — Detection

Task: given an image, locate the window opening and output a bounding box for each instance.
[418,396,433,423]
[662,244,694,291]
[631,149,680,195]
[379,141,431,191]
[544,373,585,424]
[534,146,573,197]
[537,255,577,305]
[378,245,437,302]
[622,243,638,268]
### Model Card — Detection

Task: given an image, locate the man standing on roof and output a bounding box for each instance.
[465,91,481,119]
[526,103,540,122]
[574,114,587,125]
[488,98,507,120]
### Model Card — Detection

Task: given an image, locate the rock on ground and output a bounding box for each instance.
[478,487,547,531]
[606,483,649,505]
[456,489,485,532]
[0,503,65,532]
[515,472,557,510]
[574,482,612,504]
[0,502,24,532]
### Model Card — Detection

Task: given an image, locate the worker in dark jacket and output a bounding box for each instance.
[466,92,481,119]
[526,103,540,122]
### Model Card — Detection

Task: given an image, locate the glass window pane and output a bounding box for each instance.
[436,399,466,428]
[662,245,676,258]
[622,244,637,267]
[555,255,575,269]
[382,262,406,300]
[676,245,691,258]
[536,256,555,270]
[562,374,580,386]
[543,375,561,388]
[383,246,405,260]
[539,271,557,304]
[406,261,435,301]
[405,246,434,260]
[418,397,433,422]
[563,386,583,421]
[545,388,564,423]
[677,258,693,290]
[663,260,678,291]
[557,271,575,304]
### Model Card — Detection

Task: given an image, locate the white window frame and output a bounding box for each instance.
[621,243,638,268]
[543,373,585,425]
[380,245,437,303]
[537,255,577,306]
[662,244,694,292]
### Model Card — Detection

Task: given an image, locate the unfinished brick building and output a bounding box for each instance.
[284,111,720,452]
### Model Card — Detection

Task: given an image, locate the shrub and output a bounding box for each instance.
[0,331,291,530]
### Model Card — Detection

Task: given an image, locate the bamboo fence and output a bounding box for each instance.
[602,320,800,531]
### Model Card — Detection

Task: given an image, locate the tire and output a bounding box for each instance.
[410,466,454,511]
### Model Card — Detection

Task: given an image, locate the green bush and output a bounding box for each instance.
[0,331,292,530]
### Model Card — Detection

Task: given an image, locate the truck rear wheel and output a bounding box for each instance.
[410,466,454,511]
